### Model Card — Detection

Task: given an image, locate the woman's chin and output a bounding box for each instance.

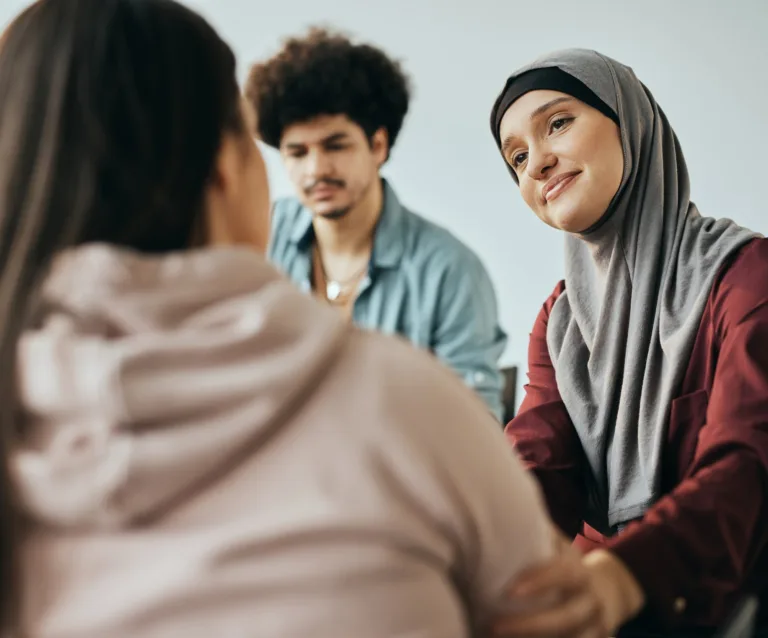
[549,204,601,235]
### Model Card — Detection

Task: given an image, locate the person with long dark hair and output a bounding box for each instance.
[0,1,557,636]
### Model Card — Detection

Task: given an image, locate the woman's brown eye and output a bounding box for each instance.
[550,116,574,133]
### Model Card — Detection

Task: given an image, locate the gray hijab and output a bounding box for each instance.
[491,49,760,533]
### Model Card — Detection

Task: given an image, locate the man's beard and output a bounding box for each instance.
[318,206,352,221]
[303,178,354,221]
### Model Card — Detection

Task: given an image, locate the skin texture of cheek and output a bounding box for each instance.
[522,139,623,233]
[519,172,585,232]
[520,183,549,227]
[321,156,374,212]
[286,163,318,209]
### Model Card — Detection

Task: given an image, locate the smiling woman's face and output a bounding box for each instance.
[498,89,624,233]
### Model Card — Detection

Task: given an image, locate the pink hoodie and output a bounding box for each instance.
[14,244,553,638]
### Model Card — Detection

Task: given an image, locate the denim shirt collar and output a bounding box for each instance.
[288,179,406,269]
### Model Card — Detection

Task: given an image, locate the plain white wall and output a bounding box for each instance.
[3,0,767,403]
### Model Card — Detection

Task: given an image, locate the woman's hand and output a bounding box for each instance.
[493,545,645,638]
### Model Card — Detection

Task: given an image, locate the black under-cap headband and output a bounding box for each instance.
[490,66,619,146]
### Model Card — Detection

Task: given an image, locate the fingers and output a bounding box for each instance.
[493,590,605,638]
[509,555,590,598]
[575,621,610,638]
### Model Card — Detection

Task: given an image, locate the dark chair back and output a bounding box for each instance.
[501,366,518,425]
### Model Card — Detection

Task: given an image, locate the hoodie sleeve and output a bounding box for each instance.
[371,338,556,634]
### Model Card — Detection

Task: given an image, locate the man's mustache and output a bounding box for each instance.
[304,178,345,195]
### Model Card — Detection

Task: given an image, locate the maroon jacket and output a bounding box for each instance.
[507,238,768,632]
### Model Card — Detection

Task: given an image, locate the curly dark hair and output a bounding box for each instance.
[246,28,411,156]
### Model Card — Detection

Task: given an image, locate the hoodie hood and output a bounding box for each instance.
[14,244,347,528]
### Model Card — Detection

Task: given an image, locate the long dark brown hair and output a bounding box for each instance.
[0,0,243,628]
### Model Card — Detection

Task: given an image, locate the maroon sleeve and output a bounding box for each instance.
[505,281,589,539]
[608,241,768,628]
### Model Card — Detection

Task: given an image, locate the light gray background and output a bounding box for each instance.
[3,0,766,403]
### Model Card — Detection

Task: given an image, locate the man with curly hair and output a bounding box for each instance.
[246,28,507,420]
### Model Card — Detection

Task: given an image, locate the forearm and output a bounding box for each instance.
[606,451,768,627]
[530,468,586,539]
[433,344,505,421]
[465,366,504,422]
[583,549,645,632]
[506,402,587,539]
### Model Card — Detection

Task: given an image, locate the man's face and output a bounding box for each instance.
[279,114,387,220]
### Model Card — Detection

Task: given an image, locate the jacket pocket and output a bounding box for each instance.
[666,389,709,484]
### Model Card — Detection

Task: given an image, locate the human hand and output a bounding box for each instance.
[493,547,645,638]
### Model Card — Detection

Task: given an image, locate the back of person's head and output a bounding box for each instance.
[0,0,263,629]
[246,27,410,158]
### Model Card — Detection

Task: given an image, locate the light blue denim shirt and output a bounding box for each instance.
[268,180,507,419]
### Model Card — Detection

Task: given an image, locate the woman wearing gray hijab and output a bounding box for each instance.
[489,50,768,637]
